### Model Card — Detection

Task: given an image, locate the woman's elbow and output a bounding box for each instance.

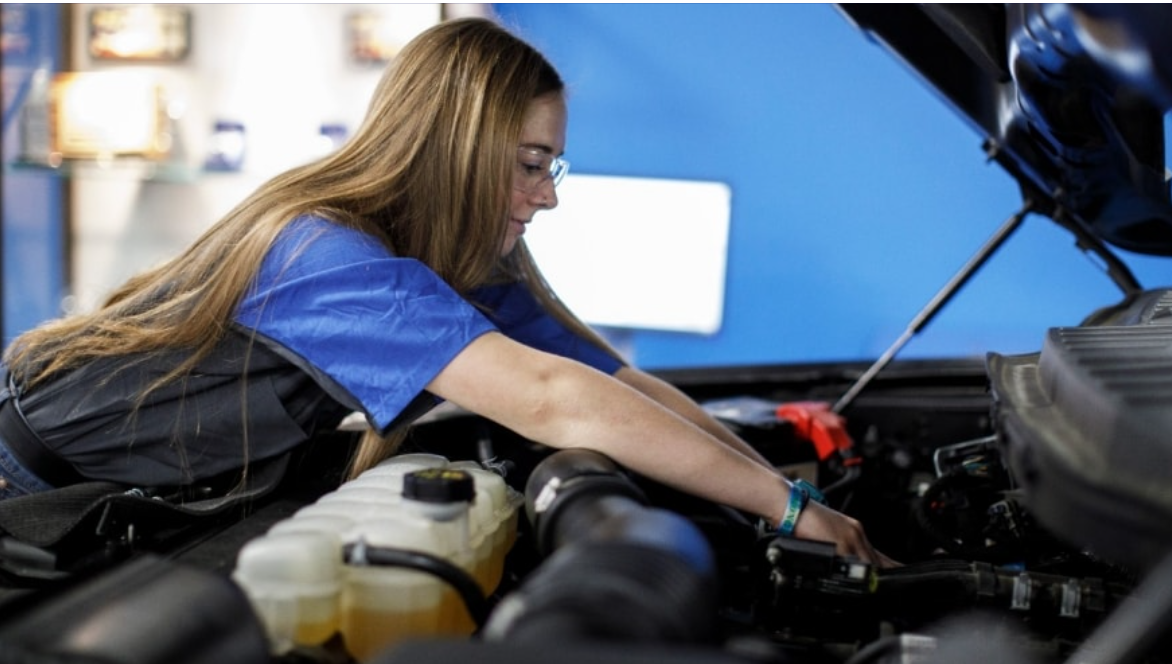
[504,360,602,445]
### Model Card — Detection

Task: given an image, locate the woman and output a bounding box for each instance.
[0,17,893,566]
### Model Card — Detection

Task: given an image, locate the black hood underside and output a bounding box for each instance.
[838,4,1172,256]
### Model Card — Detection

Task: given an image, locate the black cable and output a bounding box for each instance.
[341,542,489,628]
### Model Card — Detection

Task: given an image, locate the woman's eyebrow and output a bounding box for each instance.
[519,142,561,156]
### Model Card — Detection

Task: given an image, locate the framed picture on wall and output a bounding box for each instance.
[347,11,397,65]
[346,6,442,66]
[88,5,191,61]
[50,72,170,159]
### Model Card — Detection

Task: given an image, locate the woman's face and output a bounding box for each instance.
[504,93,568,257]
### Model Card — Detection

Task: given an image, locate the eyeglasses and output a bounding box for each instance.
[514,146,570,193]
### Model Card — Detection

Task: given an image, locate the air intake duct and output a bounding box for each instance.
[483,449,717,645]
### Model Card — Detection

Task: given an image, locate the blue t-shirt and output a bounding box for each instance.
[235,215,622,432]
[18,215,623,486]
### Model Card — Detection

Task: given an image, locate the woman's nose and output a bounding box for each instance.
[533,178,559,209]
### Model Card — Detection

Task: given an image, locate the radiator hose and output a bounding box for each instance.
[483,449,718,644]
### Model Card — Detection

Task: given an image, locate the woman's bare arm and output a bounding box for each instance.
[614,366,776,470]
[426,332,895,566]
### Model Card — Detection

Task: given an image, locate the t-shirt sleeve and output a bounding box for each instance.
[234,217,498,432]
[470,282,624,376]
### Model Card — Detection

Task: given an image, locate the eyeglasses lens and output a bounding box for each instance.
[516,148,569,192]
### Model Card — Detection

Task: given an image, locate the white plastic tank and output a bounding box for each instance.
[448,460,523,593]
[232,530,342,654]
[339,467,476,661]
[231,453,521,662]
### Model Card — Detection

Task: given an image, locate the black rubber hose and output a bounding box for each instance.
[486,449,718,644]
[488,541,716,644]
[523,448,648,556]
[341,542,489,628]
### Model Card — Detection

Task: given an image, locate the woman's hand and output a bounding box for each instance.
[793,499,900,568]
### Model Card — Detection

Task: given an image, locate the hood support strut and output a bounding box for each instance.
[833,198,1035,414]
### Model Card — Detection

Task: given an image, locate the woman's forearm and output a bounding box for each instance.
[428,333,790,524]
[614,366,776,470]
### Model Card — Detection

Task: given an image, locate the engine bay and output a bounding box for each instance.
[0,346,1162,664]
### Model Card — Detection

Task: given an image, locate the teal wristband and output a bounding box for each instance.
[795,478,826,506]
[777,481,809,537]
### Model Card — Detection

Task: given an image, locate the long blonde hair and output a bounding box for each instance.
[4,17,623,481]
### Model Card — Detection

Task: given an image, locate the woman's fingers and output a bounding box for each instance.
[794,500,900,568]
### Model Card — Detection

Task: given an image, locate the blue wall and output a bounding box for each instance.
[495,4,1172,369]
[1,3,66,346]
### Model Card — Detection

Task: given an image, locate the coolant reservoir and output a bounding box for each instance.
[367,452,449,476]
[232,530,342,654]
[339,467,476,661]
[448,461,523,593]
[231,454,521,662]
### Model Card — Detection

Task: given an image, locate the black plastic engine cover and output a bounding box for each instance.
[987,289,1172,573]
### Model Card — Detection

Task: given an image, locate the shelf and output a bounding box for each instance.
[5,159,209,183]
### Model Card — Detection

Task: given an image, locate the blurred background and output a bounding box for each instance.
[4,3,1171,370]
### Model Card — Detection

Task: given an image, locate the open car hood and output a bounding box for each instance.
[838,4,1172,256]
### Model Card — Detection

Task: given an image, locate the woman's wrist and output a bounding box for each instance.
[777,481,809,536]
[775,478,826,537]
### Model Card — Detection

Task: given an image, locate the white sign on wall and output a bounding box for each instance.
[523,174,732,335]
